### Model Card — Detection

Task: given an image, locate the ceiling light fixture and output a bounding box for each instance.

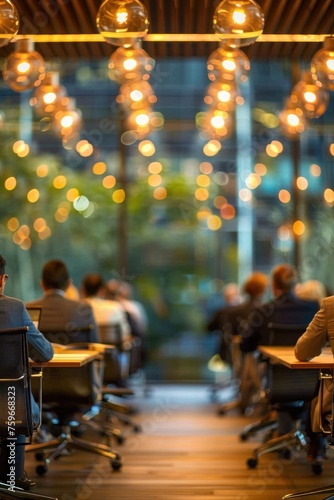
[311,36,334,91]
[96,0,149,48]
[291,70,329,119]
[213,0,265,48]
[3,38,45,92]
[0,0,19,48]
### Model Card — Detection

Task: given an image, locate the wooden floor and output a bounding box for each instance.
[24,383,334,500]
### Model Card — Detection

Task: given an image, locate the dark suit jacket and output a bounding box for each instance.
[26,290,99,344]
[240,292,320,353]
[0,294,54,425]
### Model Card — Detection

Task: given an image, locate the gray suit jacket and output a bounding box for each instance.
[26,290,99,344]
[0,294,54,426]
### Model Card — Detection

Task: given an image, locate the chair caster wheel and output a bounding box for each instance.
[247,457,258,469]
[312,462,323,475]
[279,448,291,460]
[111,459,122,471]
[36,464,48,476]
[240,433,248,442]
[133,425,141,433]
[35,452,45,461]
[217,408,225,416]
[116,435,125,445]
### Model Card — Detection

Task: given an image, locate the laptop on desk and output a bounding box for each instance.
[26,306,42,329]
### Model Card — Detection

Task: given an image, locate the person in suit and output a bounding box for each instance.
[240,264,319,354]
[26,259,99,344]
[294,294,334,461]
[0,254,54,490]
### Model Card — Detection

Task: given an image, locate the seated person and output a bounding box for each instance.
[0,254,54,490]
[26,259,99,344]
[240,263,320,437]
[295,293,334,461]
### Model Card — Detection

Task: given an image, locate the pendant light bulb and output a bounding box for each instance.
[96,0,149,48]
[3,38,45,92]
[0,0,19,48]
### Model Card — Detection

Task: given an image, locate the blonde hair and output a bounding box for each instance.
[295,279,326,304]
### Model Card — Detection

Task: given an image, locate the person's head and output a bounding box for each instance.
[242,272,268,300]
[81,273,104,298]
[223,282,240,306]
[0,254,8,293]
[271,263,298,297]
[295,279,326,304]
[41,259,71,292]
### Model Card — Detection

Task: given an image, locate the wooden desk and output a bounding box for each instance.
[30,350,101,368]
[259,345,334,369]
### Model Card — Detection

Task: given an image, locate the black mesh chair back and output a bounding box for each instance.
[40,324,95,345]
[265,323,319,405]
[0,327,34,439]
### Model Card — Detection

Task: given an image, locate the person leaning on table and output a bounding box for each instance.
[294,292,333,461]
[0,254,54,490]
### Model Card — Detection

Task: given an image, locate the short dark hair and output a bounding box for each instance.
[0,255,6,276]
[272,263,298,292]
[82,273,104,297]
[42,260,70,290]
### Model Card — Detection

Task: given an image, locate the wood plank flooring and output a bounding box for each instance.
[24,384,334,500]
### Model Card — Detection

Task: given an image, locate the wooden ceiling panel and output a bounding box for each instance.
[2,0,334,62]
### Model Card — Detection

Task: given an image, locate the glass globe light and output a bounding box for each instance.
[53,98,82,137]
[96,0,149,48]
[108,46,155,83]
[207,46,250,83]
[0,0,19,48]
[311,36,334,91]
[213,0,264,48]
[3,38,46,92]
[118,80,156,110]
[279,98,306,138]
[205,81,238,111]
[126,108,154,137]
[199,106,234,140]
[291,70,329,119]
[30,72,68,116]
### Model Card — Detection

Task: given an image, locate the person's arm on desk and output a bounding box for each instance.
[294,299,328,361]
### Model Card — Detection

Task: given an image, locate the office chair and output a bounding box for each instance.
[27,342,122,476]
[240,323,309,441]
[282,369,334,499]
[0,327,57,500]
[246,323,320,473]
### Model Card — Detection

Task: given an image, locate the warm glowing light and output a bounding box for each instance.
[55,207,69,223]
[214,196,227,209]
[232,8,246,25]
[293,220,305,236]
[197,208,211,221]
[36,164,48,177]
[138,139,155,156]
[254,163,267,176]
[27,189,40,203]
[4,177,16,191]
[207,215,222,230]
[148,174,162,187]
[245,173,261,189]
[200,162,213,174]
[7,217,19,232]
[287,113,300,127]
[53,175,67,189]
[76,140,93,157]
[153,187,167,200]
[197,174,211,188]
[296,176,308,190]
[310,163,321,177]
[324,188,334,203]
[38,227,51,240]
[220,203,236,219]
[330,144,334,156]
[278,189,291,203]
[66,188,80,202]
[33,218,47,232]
[112,189,126,203]
[277,225,291,241]
[92,162,107,175]
[239,189,252,202]
[148,162,162,174]
[195,188,209,201]
[103,175,116,189]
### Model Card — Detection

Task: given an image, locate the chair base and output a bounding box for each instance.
[0,484,58,499]
[26,430,122,475]
[283,484,334,498]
